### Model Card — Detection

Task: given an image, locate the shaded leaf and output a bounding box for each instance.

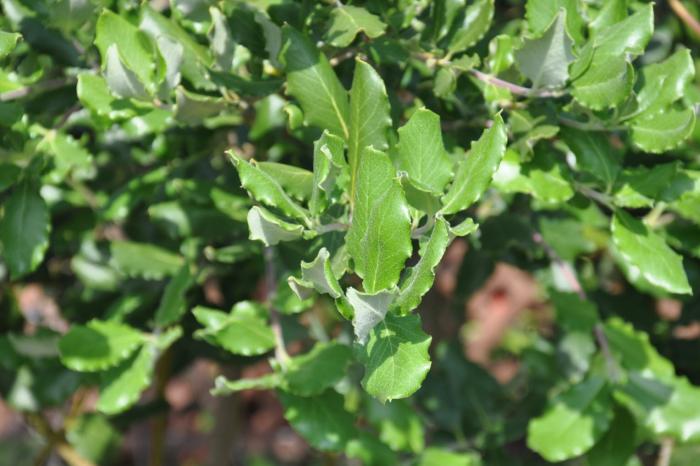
[154,264,193,327]
[280,390,356,451]
[515,10,574,89]
[446,0,494,54]
[0,181,50,279]
[527,376,612,462]
[348,287,397,344]
[299,247,343,299]
[230,152,310,224]
[284,342,353,396]
[247,206,304,246]
[59,320,145,372]
[110,241,184,280]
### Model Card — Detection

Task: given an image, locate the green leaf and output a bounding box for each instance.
[140,5,213,90]
[361,313,432,403]
[367,399,424,453]
[279,390,356,451]
[611,210,691,295]
[230,152,310,224]
[95,10,156,90]
[103,44,149,100]
[197,302,276,356]
[347,147,412,293]
[418,448,480,466]
[348,59,392,201]
[396,108,453,194]
[280,26,350,139]
[348,287,397,344]
[593,4,653,57]
[97,327,182,414]
[613,163,680,209]
[515,10,574,89]
[525,0,584,41]
[97,344,154,414]
[524,147,575,203]
[76,73,136,119]
[284,342,353,396]
[395,217,450,314]
[629,106,696,154]
[0,30,21,58]
[310,131,346,215]
[208,6,234,71]
[298,248,343,299]
[527,376,613,462]
[247,206,304,246]
[440,114,507,215]
[346,432,398,466]
[174,87,225,124]
[326,5,386,47]
[38,130,93,183]
[633,48,695,117]
[59,320,145,372]
[154,264,193,327]
[0,181,50,279]
[571,52,634,111]
[212,373,282,395]
[110,240,184,280]
[449,217,479,237]
[589,0,627,35]
[446,0,494,55]
[560,126,620,189]
[256,162,313,202]
[550,291,598,333]
[586,407,637,466]
[155,35,183,94]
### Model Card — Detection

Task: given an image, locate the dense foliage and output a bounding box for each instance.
[2,0,700,465]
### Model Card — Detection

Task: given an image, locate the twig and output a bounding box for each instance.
[0,77,74,102]
[330,48,357,66]
[533,232,585,300]
[533,231,619,380]
[576,184,615,210]
[315,222,349,234]
[412,215,435,239]
[656,437,674,466]
[26,413,96,466]
[264,247,290,365]
[669,0,700,37]
[148,349,172,466]
[33,445,52,466]
[558,116,624,132]
[469,69,565,98]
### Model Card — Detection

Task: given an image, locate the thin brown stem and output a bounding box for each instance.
[656,437,674,466]
[0,77,74,102]
[264,247,290,365]
[669,0,700,37]
[469,69,565,98]
[26,413,96,466]
[148,349,172,466]
[533,231,619,380]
